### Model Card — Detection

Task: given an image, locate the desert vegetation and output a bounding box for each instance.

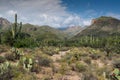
[0,14,120,80]
[0,45,120,80]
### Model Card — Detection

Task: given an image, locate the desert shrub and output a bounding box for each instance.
[62,52,82,65]
[0,62,26,80]
[59,47,70,51]
[13,38,38,48]
[0,56,6,63]
[62,53,74,64]
[42,47,59,56]
[75,62,87,72]
[31,63,41,73]
[59,63,70,75]
[96,67,107,76]
[53,73,62,80]
[112,58,120,68]
[82,72,98,80]
[12,72,37,80]
[5,53,16,61]
[41,75,51,80]
[96,66,112,79]
[39,57,52,67]
[63,48,81,61]
[0,49,4,53]
[35,55,52,67]
[89,54,101,60]
[83,57,91,64]
[0,61,37,80]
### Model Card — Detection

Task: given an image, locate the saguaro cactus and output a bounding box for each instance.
[15,14,17,37]
[11,14,22,40]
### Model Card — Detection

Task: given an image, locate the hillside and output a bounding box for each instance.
[74,16,120,38]
[0,17,11,30]
[62,26,84,39]
[0,17,66,41]
[22,24,66,40]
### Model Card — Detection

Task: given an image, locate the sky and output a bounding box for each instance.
[0,0,120,28]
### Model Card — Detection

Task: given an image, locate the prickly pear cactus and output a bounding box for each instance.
[110,68,120,80]
[20,57,33,71]
[11,47,24,60]
[27,58,33,71]
[0,61,10,75]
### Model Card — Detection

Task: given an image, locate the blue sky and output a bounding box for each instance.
[62,0,120,18]
[0,0,120,28]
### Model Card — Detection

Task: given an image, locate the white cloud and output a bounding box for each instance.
[0,0,92,28]
[83,20,91,26]
[7,10,17,16]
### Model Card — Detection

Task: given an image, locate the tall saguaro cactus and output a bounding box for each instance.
[15,14,17,37]
[11,14,22,40]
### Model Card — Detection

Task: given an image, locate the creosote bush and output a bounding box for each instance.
[0,56,6,63]
[59,63,70,75]
[5,53,16,61]
[75,62,87,72]
[83,57,91,64]
[35,55,52,67]
[31,63,41,74]
[42,46,59,56]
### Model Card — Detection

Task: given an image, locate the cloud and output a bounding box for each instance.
[83,20,91,26]
[7,10,17,16]
[0,14,3,17]
[0,0,92,28]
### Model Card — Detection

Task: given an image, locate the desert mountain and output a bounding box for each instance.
[0,17,66,40]
[22,24,66,40]
[74,16,120,38]
[61,26,84,39]
[58,26,84,39]
[0,17,11,30]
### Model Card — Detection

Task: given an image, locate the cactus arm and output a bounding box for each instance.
[11,25,15,39]
[19,22,22,34]
[17,22,22,38]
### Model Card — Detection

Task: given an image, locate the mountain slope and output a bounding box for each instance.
[22,24,66,40]
[0,17,11,30]
[0,17,66,41]
[62,26,84,39]
[74,16,120,38]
